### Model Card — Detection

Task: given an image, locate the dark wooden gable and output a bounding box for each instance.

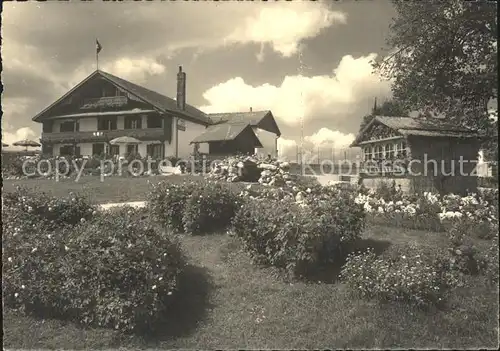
[35,74,153,121]
[358,120,401,143]
[256,112,281,136]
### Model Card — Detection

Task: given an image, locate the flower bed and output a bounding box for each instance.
[353,190,498,232]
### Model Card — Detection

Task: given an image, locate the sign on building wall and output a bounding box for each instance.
[177,119,186,131]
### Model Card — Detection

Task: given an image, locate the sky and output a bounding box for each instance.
[1,0,397,159]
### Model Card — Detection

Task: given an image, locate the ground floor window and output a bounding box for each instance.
[60,145,74,156]
[373,145,384,160]
[396,141,408,158]
[92,143,105,156]
[363,146,372,161]
[147,143,163,158]
[108,145,120,156]
[126,144,139,155]
[384,143,395,159]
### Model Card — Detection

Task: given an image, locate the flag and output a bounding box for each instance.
[96,39,102,54]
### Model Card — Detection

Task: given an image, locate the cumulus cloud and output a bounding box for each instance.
[277,127,358,162]
[226,2,346,59]
[200,53,391,127]
[102,57,166,84]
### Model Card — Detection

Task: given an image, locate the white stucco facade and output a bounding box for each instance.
[46,115,208,159]
[176,118,209,158]
[253,127,278,158]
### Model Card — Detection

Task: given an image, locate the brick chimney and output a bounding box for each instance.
[176,66,186,110]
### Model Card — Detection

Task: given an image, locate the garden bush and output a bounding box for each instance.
[182,181,241,235]
[148,181,198,232]
[2,187,97,229]
[3,206,186,333]
[340,245,460,308]
[231,189,365,278]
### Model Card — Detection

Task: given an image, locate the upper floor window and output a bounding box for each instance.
[102,85,117,97]
[97,117,117,131]
[124,116,142,129]
[147,115,163,128]
[60,120,79,132]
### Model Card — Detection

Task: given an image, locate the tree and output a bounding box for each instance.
[358,98,410,132]
[374,0,497,148]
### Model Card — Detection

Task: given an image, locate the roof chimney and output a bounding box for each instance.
[249,107,253,112]
[177,66,186,110]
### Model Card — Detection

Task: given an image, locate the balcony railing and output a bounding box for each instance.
[80,96,129,110]
[40,128,165,144]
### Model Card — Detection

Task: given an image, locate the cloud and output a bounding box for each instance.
[304,128,355,148]
[226,2,346,58]
[200,53,391,128]
[102,57,166,83]
[277,127,359,162]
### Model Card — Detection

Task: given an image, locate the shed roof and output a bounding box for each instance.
[208,110,271,125]
[190,123,262,147]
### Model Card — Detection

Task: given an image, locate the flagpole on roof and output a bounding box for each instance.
[96,38,102,71]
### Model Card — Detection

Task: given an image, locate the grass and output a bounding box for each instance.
[3,225,499,349]
[1,175,245,204]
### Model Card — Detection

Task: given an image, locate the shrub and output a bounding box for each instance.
[2,187,97,229]
[232,189,365,278]
[3,206,186,333]
[183,181,241,235]
[478,235,499,285]
[340,245,459,308]
[375,180,398,201]
[148,181,198,232]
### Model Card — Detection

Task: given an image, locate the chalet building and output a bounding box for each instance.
[350,116,483,195]
[34,67,280,159]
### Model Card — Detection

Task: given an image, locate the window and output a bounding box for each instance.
[60,120,78,132]
[108,145,120,156]
[147,144,164,158]
[97,117,117,131]
[363,146,372,161]
[147,115,163,128]
[92,143,105,156]
[43,121,53,133]
[124,116,142,129]
[396,141,408,158]
[102,85,117,97]
[126,144,138,155]
[60,145,74,156]
[384,143,394,159]
[373,145,383,160]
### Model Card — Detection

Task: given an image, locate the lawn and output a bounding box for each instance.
[1,175,318,204]
[3,225,499,349]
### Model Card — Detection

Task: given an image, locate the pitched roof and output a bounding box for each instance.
[351,115,479,147]
[374,116,473,133]
[32,70,211,125]
[207,110,271,125]
[190,123,262,147]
